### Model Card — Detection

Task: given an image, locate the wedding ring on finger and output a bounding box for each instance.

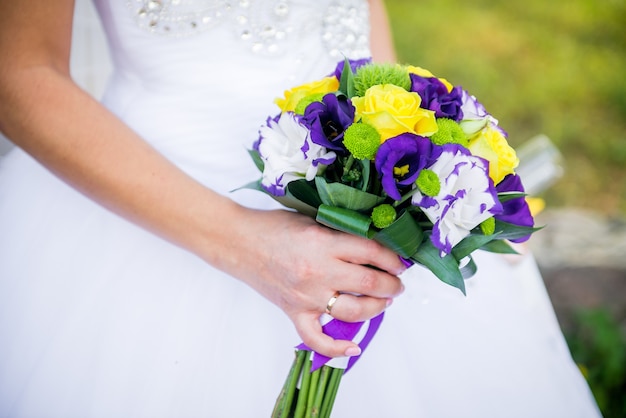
[325,291,341,315]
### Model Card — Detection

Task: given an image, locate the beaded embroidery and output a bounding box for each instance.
[127,0,230,35]
[126,0,369,58]
[321,1,369,59]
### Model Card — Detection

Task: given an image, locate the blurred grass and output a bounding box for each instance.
[567,308,626,417]
[386,0,626,217]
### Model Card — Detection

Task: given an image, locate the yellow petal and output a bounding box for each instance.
[275,77,339,112]
[526,197,546,216]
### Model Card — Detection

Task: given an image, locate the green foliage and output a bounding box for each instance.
[412,238,466,294]
[373,210,423,258]
[338,58,357,98]
[315,177,384,211]
[386,0,626,216]
[353,63,411,96]
[316,204,372,238]
[566,308,626,417]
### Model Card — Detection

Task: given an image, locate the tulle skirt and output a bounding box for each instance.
[0,147,600,417]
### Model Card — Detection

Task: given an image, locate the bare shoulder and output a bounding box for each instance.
[0,0,75,72]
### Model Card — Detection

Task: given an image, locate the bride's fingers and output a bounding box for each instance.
[330,263,405,300]
[294,313,362,359]
[333,235,407,276]
[325,292,393,323]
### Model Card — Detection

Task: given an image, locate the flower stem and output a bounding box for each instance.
[293,355,313,418]
[320,367,344,418]
[273,351,345,418]
[304,366,321,417]
[394,187,420,207]
[310,365,331,417]
[272,350,306,417]
[286,350,307,415]
[343,155,355,176]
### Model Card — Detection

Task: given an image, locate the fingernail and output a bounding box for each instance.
[386,298,394,308]
[394,266,407,276]
[345,346,361,357]
[397,256,413,273]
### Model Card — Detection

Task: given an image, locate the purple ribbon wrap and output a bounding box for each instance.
[296,312,385,373]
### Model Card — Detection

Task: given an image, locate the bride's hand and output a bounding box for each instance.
[214,207,406,359]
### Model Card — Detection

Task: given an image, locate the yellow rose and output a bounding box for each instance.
[274,76,339,112]
[352,84,437,142]
[468,125,519,184]
[406,65,453,93]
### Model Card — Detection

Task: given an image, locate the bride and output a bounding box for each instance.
[0,1,600,417]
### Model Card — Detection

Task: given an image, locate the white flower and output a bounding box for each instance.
[257,112,336,196]
[412,145,501,256]
[459,90,499,138]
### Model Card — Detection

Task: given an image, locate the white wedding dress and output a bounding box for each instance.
[0,1,601,417]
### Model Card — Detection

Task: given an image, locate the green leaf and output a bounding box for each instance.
[411,239,466,295]
[451,232,501,260]
[231,179,264,193]
[338,58,356,98]
[287,179,323,208]
[494,220,543,241]
[497,191,527,203]
[270,180,322,218]
[315,177,384,211]
[480,239,520,254]
[316,204,372,238]
[373,211,423,258]
[248,148,265,172]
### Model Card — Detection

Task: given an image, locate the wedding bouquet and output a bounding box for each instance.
[243,59,538,417]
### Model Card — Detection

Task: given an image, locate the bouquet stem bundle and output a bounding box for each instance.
[272,350,344,418]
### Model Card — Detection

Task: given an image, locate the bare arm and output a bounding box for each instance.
[368,0,397,63]
[0,0,405,357]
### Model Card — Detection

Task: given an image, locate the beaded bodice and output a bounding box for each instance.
[123,0,370,58]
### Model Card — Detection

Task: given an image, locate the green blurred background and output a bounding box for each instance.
[385,1,626,416]
[386,0,626,216]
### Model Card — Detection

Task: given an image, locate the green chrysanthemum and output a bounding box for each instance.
[479,217,496,235]
[416,169,441,197]
[430,118,469,147]
[371,204,397,229]
[343,122,381,160]
[354,64,411,97]
[294,92,327,115]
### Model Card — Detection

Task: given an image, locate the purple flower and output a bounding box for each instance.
[495,174,534,243]
[301,93,355,153]
[375,133,442,200]
[410,74,464,121]
[332,57,372,80]
[412,144,502,255]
